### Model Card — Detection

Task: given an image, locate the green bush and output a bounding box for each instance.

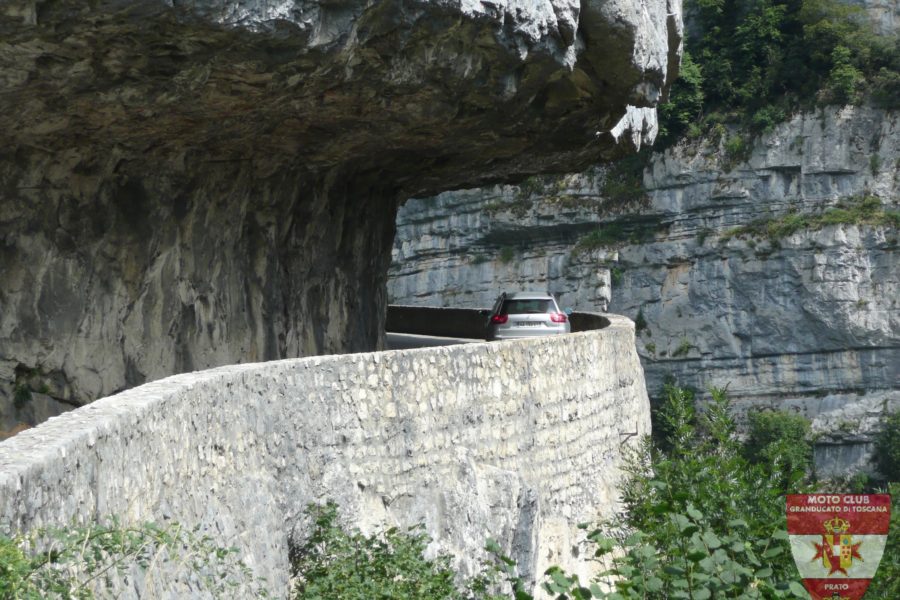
[634,308,647,333]
[517,176,547,199]
[0,536,31,598]
[766,212,808,238]
[654,0,900,146]
[12,385,31,409]
[866,483,900,598]
[0,520,264,598]
[574,215,666,254]
[584,520,805,599]
[870,153,883,175]
[657,50,705,145]
[606,387,811,597]
[495,386,810,599]
[743,409,814,486]
[872,66,900,108]
[498,246,515,264]
[574,224,628,252]
[874,411,900,481]
[291,502,499,600]
[751,105,787,133]
[671,338,694,357]
[724,134,750,167]
[610,267,624,285]
[600,154,648,206]
[823,45,864,103]
[696,228,712,245]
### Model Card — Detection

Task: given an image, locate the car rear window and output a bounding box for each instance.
[501,299,553,314]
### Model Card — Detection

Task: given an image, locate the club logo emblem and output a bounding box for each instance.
[787,494,891,600]
[812,516,862,576]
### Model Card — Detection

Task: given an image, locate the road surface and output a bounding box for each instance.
[385,333,481,350]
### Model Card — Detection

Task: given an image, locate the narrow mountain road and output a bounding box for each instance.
[385,333,481,350]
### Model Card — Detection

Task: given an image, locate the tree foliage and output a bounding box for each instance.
[486,386,816,599]
[874,411,900,483]
[290,502,501,600]
[657,51,705,144]
[658,0,900,144]
[743,409,813,486]
[598,386,810,598]
[866,483,900,599]
[0,520,263,599]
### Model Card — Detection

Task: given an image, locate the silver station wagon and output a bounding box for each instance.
[485,291,571,341]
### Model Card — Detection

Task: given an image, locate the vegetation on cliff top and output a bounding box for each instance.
[658,0,900,145]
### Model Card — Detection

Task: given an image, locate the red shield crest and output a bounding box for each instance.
[787,494,891,600]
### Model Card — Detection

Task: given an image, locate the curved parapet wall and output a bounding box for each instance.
[0,314,648,597]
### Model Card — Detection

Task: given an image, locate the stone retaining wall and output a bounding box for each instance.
[0,313,648,597]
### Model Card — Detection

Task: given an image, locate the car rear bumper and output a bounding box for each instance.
[491,327,570,340]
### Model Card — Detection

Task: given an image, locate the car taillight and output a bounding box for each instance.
[491,314,508,324]
[550,312,568,323]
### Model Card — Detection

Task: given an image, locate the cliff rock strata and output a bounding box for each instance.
[389,106,900,475]
[0,0,682,428]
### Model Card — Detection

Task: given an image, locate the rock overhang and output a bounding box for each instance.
[0,0,681,415]
[1,0,682,195]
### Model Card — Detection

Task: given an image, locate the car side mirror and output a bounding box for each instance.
[564,307,573,316]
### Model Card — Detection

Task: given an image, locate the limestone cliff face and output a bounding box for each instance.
[1,162,398,428]
[0,0,682,429]
[849,0,900,34]
[620,107,899,476]
[389,105,900,475]
[390,171,619,310]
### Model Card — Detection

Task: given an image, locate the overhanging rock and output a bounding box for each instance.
[0,0,681,418]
